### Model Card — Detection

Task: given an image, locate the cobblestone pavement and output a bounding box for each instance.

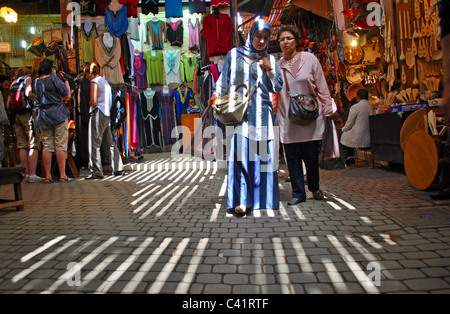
[0,153,449,294]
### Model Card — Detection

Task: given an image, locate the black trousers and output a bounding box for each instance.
[283,140,321,199]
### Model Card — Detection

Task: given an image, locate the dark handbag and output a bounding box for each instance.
[283,69,319,126]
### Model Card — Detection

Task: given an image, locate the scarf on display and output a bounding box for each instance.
[237,19,271,60]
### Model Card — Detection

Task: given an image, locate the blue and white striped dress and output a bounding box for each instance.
[215,47,284,210]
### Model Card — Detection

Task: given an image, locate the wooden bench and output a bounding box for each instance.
[0,167,25,211]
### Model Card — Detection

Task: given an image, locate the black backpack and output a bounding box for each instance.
[9,76,32,111]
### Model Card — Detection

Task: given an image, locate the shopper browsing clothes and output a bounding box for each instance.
[276,25,334,205]
[34,59,72,183]
[208,19,283,215]
[84,63,124,180]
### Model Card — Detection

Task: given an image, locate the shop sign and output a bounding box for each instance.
[0,42,12,53]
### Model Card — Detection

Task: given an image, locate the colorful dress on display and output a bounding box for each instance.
[81,21,97,64]
[202,13,233,57]
[180,53,198,82]
[174,87,193,121]
[143,50,164,85]
[163,49,182,85]
[128,16,140,41]
[165,0,183,18]
[210,0,230,9]
[104,5,129,38]
[140,89,163,148]
[141,0,159,15]
[188,0,206,14]
[119,0,138,17]
[94,35,125,86]
[167,20,184,47]
[146,20,166,50]
[188,18,200,50]
[75,0,96,16]
[133,52,147,89]
[157,88,177,146]
[95,0,110,15]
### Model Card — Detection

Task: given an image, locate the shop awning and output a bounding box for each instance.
[290,0,334,21]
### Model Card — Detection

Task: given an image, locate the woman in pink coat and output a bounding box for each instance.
[276,25,335,205]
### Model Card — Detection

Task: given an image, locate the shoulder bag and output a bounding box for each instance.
[283,68,319,126]
[212,72,263,125]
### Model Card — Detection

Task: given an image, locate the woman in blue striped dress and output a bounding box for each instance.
[209,19,284,215]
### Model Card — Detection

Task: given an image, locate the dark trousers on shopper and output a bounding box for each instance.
[283,140,321,199]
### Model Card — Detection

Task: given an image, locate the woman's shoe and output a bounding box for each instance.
[313,190,324,200]
[85,174,103,180]
[287,197,306,206]
[235,205,247,214]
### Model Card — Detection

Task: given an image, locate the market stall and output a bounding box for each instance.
[334,0,446,190]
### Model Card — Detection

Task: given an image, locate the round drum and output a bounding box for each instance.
[404,131,439,190]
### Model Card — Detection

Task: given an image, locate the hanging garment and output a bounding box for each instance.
[133,52,147,89]
[202,13,233,57]
[146,19,166,50]
[211,0,230,9]
[128,16,140,41]
[174,87,193,121]
[188,18,200,50]
[188,0,206,14]
[163,49,182,85]
[143,50,164,85]
[140,89,163,148]
[95,35,125,86]
[77,76,91,166]
[75,0,96,16]
[119,0,138,17]
[141,0,159,15]
[166,20,184,47]
[157,88,177,146]
[104,5,129,38]
[96,0,111,16]
[165,0,183,18]
[121,33,132,78]
[81,22,98,64]
[132,90,141,150]
[180,53,198,82]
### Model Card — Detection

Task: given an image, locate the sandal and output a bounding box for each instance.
[43,178,53,184]
[59,176,73,183]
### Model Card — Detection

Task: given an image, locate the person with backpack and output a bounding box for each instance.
[6,68,43,182]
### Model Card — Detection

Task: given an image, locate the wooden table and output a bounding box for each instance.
[0,167,25,211]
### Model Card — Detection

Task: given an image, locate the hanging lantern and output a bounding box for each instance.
[341,8,362,20]
[0,7,18,23]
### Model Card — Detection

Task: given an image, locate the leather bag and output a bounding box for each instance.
[213,83,249,125]
[213,72,263,125]
[283,69,319,126]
